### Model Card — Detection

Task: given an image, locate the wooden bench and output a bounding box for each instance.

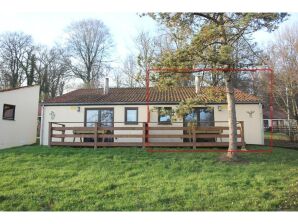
[73,130,107,142]
[187,129,224,142]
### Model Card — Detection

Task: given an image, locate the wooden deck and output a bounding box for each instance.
[48,121,246,149]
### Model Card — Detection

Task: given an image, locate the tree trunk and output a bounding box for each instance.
[27,54,36,86]
[225,75,238,159]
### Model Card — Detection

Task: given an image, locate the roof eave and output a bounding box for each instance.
[42,101,261,106]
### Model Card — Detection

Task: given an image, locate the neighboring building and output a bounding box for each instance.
[37,104,42,140]
[263,109,297,131]
[40,79,264,146]
[0,85,40,149]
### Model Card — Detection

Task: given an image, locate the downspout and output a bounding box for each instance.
[40,105,45,145]
[259,103,264,145]
[286,87,291,137]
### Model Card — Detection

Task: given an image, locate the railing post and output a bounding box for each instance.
[61,124,65,142]
[145,122,149,144]
[142,122,146,149]
[240,121,246,150]
[48,122,52,147]
[192,128,196,149]
[94,122,98,150]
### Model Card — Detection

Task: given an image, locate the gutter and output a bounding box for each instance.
[41,101,261,106]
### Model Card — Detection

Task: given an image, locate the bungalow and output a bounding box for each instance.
[263,108,297,131]
[40,78,264,148]
[0,85,40,149]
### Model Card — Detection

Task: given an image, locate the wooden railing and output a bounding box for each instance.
[48,121,245,149]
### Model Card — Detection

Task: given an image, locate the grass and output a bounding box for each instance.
[0,145,297,211]
[264,131,290,141]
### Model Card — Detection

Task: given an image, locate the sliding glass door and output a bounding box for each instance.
[85,108,114,142]
[183,107,214,142]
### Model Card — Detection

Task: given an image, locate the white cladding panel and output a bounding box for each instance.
[0,86,40,149]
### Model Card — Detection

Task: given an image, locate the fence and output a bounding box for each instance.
[48,121,245,149]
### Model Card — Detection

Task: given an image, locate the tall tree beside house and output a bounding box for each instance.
[152,18,264,90]
[148,13,288,159]
[265,23,298,122]
[0,32,34,88]
[65,19,113,87]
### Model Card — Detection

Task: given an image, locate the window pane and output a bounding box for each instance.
[100,110,113,127]
[160,114,171,122]
[126,109,137,122]
[86,110,98,127]
[3,104,15,120]
[199,108,214,127]
[159,107,172,123]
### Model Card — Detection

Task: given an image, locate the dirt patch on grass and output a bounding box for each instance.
[264,140,298,149]
[218,154,250,164]
[278,183,298,211]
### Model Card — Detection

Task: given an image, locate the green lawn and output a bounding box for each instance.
[0,145,297,211]
[264,131,290,141]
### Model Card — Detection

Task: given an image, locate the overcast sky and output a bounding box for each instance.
[1,12,297,64]
[0,12,156,61]
[0,1,297,89]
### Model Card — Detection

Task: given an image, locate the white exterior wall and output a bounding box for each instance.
[214,104,264,144]
[0,86,40,149]
[41,103,264,145]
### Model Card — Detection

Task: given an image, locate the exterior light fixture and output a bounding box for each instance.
[49,111,55,120]
[77,106,80,112]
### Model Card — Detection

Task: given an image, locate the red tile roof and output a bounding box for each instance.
[44,87,260,105]
[263,108,288,119]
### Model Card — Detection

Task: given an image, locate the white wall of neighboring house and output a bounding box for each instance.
[0,86,40,150]
[263,119,297,128]
[41,103,264,145]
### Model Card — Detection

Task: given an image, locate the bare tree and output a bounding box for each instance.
[266,23,298,122]
[66,19,113,87]
[135,31,160,86]
[0,32,33,88]
[117,31,164,87]
[121,54,139,87]
[20,45,36,86]
[35,45,70,100]
[110,67,124,88]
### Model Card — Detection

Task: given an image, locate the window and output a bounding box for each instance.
[183,108,214,127]
[125,107,138,124]
[84,108,114,143]
[158,107,172,124]
[264,120,269,128]
[85,108,114,127]
[2,104,16,120]
[183,107,214,143]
